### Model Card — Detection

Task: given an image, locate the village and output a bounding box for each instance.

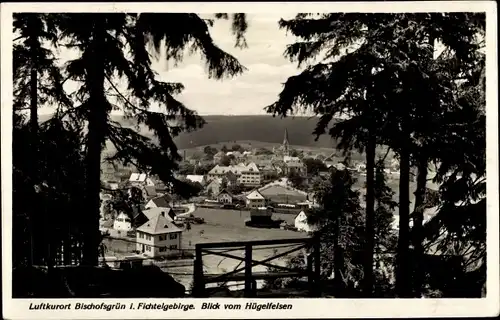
[93,129,406,293]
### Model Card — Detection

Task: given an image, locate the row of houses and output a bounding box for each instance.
[207,162,262,186]
[103,193,183,259]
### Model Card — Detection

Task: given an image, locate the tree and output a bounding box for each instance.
[220,177,228,190]
[56,13,248,265]
[13,117,87,268]
[303,158,328,176]
[13,13,72,265]
[287,170,305,191]
[203,146,217,157]
[221,145,228,153]
[220,155,231,166]
[227,183,244,195]
[289,149,299,157]
[308,168,365,296]
[372,160,398,297]
[178,162,195,175]
[267,12,485,297]
[128,186,144,205]
[231,144,244,152]
[254,147,273,156]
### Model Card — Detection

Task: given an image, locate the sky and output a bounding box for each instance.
[40,13,309,116]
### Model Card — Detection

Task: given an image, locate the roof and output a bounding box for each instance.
[143,207,176,221]
[206,178,222,186]
[217,189,234,198]
[136,212,182,235]
[296,210,312,218]
[208,163,260,175]
[129,173,147,183]
[149,195,172,208]
[142,185,157,197]
[186,175,205,184]
[283,156,300,163]
[245,162,259,172]
[246,189,265,200]
[286,162,304,168]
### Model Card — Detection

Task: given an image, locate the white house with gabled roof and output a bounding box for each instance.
[245,189,266,209]
[294,210,318,233]
[136,211,182,258]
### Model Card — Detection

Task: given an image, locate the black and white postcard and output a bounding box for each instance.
[1,1,498,319]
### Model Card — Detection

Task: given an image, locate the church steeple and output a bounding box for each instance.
[282,128,290,156]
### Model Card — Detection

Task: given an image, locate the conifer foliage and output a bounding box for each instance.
[267,13,485,297]
[12,13,248,266]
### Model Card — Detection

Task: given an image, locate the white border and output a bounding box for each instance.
[1,2,498,319]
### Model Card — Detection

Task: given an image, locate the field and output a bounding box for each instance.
[166,208,306,291]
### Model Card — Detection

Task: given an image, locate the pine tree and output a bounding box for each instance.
[13,13,74,266]
[267,12,485,297]
[55,13,248,265]
[308,168,365,296]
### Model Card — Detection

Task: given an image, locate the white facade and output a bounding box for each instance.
[294,211,316,233]
[208,163,261,187]
[245,190,266,209]
[218,192,233,204]
[136,230,182,258]
[237,163,261,186]
[113,212,132,231]
[186,175,206,185]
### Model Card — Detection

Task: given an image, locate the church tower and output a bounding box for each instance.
[282,128,290,157]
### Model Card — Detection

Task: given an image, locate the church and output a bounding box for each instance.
[273,128,292,158]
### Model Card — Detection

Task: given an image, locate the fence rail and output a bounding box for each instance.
[192,236,321,298]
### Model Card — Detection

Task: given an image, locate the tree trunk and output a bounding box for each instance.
[412,155,428,297]
[396,139,412,297]
[333,215,344,296]
[28,17,39,266]
[82,19,107,266]
[363,134,376,297]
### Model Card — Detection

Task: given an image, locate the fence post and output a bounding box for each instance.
[307,253,314,297]
[313,236,321,297]
[193,245,204,297]
[244,245,253,297]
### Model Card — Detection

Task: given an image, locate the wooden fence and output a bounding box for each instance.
[192,237,321,297]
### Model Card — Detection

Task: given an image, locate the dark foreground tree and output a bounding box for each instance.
[13,117,86,267]
[308,168,365,296]
[13,13,72,265]
[55,13,248,265]
[267,12,485,297]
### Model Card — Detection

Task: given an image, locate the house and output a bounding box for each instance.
[323,152,338,168]
[136,211,183,258]
[113,208,149,232]
[284,161,306,175]
[143,207,177,222]
[186,175,206,186]
[140,185,157,199]
[238,162,261,186]
[145,194,173,209]
[225,171,238,185]
[245,189,266,209]
[217,189,235,204]
[205,178,223,196]
[294,211,318,233]
[129,173,156,187]
[213,151,226,164]
[129,173,147,186]
[207,163,261,187]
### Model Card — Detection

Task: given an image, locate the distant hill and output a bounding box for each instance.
[113,115,339,150]
[39,114,337,149]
